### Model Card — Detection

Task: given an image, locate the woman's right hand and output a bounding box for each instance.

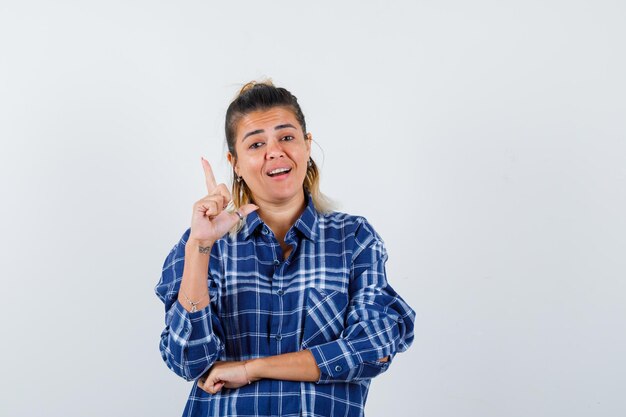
[189,157,258,245]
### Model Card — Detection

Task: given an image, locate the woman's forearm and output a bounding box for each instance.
[177,239,213,312]
[246,350,321,382]
[245,351,389,383]
[198,350,392,394]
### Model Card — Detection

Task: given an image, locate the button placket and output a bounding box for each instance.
[268,234,285,353]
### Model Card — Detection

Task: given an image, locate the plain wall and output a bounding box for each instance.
[1,1,625,416]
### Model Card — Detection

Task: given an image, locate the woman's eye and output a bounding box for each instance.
[249,142,264,149]
[282,135,295,141]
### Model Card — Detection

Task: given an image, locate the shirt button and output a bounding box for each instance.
[184,327,190,334]
[273,259,280,266]
[275,334,283,341]
[277,289,284,296]
[262,227,269,235]
[334,365,342,372]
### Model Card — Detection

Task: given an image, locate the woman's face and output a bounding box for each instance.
[229,106,312,206]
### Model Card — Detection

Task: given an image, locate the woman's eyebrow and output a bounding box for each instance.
[242,124,297,141]
[275,123,297,130]
[243,129,264,140]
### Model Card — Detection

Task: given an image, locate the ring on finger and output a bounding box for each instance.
[235,211,244,221]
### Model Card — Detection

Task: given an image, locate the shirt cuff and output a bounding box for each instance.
[308,339,360,383]
[165,300,215,346]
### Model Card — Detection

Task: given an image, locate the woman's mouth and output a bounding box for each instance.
[267,167,292,178]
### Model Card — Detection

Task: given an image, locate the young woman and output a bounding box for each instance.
[156,81,415,417]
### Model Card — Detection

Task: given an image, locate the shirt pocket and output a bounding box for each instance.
[301,287,349,349]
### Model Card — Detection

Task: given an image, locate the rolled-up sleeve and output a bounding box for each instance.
[307,219,416,383]
[155,229,225,381]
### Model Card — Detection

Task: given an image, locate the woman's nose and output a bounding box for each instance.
[265,139,285,159]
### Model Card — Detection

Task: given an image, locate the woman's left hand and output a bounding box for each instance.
[197,361,252,394]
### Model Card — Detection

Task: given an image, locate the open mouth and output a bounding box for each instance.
[267,167,292,177]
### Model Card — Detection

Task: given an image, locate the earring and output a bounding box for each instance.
[308,158,313,168]
[236,175,243,183]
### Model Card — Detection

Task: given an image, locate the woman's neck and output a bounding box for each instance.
[255,192,306,243]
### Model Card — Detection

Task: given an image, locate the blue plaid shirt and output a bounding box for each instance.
[155,194,416,417]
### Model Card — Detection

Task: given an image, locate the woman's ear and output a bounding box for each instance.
[305,133,312,152]
[226,151,239,171]
[227,152,239,177]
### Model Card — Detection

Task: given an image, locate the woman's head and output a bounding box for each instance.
[225,80,332,213]
[225,81,307,151]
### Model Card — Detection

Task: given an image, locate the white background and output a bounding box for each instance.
[1,1,625,416]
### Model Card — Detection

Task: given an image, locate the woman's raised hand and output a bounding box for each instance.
[189,158,258,245]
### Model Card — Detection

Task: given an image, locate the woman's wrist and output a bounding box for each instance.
[244,358,264,382]
[186,238,215,253]
[242,361,252,384]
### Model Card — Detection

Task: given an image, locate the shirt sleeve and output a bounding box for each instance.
[307,218,416,383]
[154,229,225,381]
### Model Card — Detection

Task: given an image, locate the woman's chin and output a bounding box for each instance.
[255,188,304,205]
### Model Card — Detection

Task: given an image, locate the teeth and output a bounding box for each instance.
[268,168,290,175]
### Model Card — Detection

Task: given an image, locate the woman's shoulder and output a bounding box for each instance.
[319,209,366,225]
[318,210,382,240]
[317,210,387,262]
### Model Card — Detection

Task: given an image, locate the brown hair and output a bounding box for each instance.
[225,80,333,216]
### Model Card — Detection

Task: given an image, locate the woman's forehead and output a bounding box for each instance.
[236,107,302,139]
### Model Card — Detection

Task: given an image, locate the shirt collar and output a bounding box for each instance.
[292,193,319,242]
[240,210,263,240]
[239,192,320,242]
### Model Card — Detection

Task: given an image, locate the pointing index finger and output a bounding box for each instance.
[201,157,218,194]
